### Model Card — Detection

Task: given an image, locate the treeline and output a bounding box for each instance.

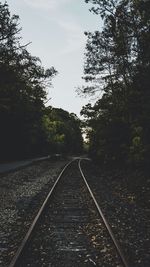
[43,107,83,155]
[0,2,83,161]
[82,0,150,167]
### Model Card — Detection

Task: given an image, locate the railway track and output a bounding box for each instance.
[9,158,129,267]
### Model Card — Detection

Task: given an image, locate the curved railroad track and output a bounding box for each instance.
[9,158,129,267]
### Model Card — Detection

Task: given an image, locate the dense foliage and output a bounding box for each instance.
[43,107,83,154]
[81,0,150,166]
[0,2,83,161]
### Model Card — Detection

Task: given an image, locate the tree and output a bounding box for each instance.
[82,0,150,165]
[43,107,83,154]
[0,2,57,160]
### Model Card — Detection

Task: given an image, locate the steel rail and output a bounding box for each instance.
[79,158,129,267]
[9,158,76,267]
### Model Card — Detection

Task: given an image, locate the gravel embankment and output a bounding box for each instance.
[0,158,69,267]
[81,160,150,267]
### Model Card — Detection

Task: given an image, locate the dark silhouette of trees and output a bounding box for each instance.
[0,1,83,161]
[0,2,57,160]
[82,0,150,166]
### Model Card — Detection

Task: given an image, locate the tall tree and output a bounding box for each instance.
[82,0,150,165]
[0,2,57,160]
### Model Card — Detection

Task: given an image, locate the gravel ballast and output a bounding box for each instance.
[1,157,149,266]
[81,160,150,267]
[0,158,69,267]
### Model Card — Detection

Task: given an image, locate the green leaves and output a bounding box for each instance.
[83,0,150,166]
[42,107,83,154]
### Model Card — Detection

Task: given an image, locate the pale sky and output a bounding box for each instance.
[5,0,102,117]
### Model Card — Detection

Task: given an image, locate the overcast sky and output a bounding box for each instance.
[5,0,102,117]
